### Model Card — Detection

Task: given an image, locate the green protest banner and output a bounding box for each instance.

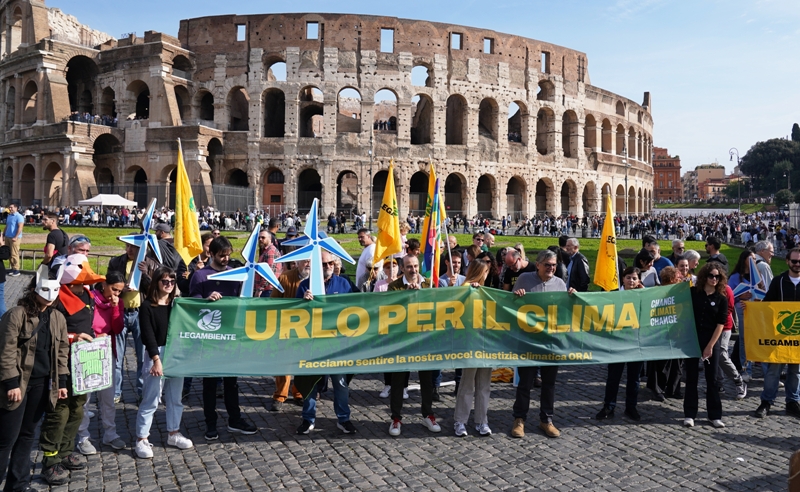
[71,337,113,395]
[163,282,699,377]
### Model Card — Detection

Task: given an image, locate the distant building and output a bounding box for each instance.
[653,147,681,202]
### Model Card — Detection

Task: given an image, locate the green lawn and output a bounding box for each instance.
[19,227,782,285]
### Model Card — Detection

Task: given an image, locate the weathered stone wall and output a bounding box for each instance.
[47,7,114,48]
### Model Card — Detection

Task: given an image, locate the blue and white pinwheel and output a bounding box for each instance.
[732,256,767,301]
[274,198,355,296]
[118,198,162,291]
[207,223,284,297]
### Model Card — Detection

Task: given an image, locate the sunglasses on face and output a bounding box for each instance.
[790,259,800,265]
[708,274,721,280]
[160,278,176,285]
[322,261,336,267]
[541,263,557,269]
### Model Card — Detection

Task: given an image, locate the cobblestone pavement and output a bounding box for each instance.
[2,274,797,491]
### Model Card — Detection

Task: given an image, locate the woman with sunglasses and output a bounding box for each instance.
[134,267,193,459]
[684,262,728,429]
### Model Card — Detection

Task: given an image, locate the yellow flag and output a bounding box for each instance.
[593,194,619,291]
[373,160,402,263]
[744,302,800,363]
[174,139,203,265]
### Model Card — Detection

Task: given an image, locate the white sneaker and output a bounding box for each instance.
[779,381,785,388]
[476,423,492,436]
[76,439,97,456]
[135,439,154,459]
[741,372,752,383]
[422,415,441,433]
[683,418,694,428]
[388,419,401,437]
[403,388,409,400]
[454,421,467,437]
[167,432,194,450]
[379,385,390,398]
[736,382,747,400]
[709,419,726,428]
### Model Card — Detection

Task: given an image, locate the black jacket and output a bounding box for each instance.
[764,272,800,302]
[567,252,590,292]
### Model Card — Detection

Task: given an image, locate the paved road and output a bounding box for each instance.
[2,274,796,491]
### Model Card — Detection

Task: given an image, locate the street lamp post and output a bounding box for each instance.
[729,147,741,213]
[368,130,374,231]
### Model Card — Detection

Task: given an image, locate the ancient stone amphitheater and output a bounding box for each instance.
[0,5,654,218]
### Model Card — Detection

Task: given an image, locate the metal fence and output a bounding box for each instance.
[88,183,254,213]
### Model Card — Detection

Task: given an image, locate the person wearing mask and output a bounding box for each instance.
[385,255,439,437]
[596,266,645,421]
[295,251,358,435]
[684,263,728,429]
[135,267,193,458]
[189,236,258,440]
[0,266,68,488]
[754,248,800,419]
[42,211,69,266]
[75,272,127,455]
[511,249,575,439]
[39,255,104,485]
[3,203,23,276]
[453,260,493,437]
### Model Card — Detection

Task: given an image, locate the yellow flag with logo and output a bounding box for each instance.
[593,194,618,291]
[174,139,203,265]
[744,301,800,363]
[373,160,402,263]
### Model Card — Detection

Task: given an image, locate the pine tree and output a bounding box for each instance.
[792,123,800,142]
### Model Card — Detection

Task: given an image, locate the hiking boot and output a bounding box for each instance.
[510,418,525,438]
[42,463,69,486]
[60,453,86,470]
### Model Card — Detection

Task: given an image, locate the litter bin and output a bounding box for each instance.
[582,226,588,238]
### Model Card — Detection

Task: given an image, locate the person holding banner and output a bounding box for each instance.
[511,249,574,439]
[75,271,127,455]
[684,263,728,428]
[0,267,68,489]
[754,248,800,419]
[135,266,193,458]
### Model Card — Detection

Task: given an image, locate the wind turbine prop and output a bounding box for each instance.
[117,198,162,291]
[731,256,767,301]
[207,223,284,297]
[274,198,355,296]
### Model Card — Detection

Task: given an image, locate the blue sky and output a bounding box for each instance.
[51,0,799,175]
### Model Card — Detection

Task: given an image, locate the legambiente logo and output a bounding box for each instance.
[776,311,800,336]
[197,309,223,332]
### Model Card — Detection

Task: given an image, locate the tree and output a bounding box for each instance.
[793,189,800,204]
[793,123,800,142]
[723,181,742,200]
[775,189,793,208]
[740,138,800,183]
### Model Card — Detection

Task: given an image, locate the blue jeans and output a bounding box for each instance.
[116,310,144,398]
[301,374,350,424]
[0,281,7,319]
[761,363,800,403]
[135,347,184,437]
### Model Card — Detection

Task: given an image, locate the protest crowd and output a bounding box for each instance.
[0,195,798,489]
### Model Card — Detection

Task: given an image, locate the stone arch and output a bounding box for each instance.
[264,54,287,82]
[9,6,22,53]
[195,90,214,122]
[262,167,285,211]
[615,184,625,215]
[263,88,285,137]
[537,80,555,102]
[126,80,150,119]
[66,56,98,114]
[535,178,553,215]
[20,163,34,206]
[476,174,496,217]
[226,168,249,187]
[5,86,14,128]
[600,182,613,207]
[445,94,467,145]
[536,107,555,155]
[411,64,432,87]
[160,165,178,209]
[628,126,636,159]
[616,100,625,116]
[171,55,193,80]
[99,87,116,117]
[21,80,37,125]
[129,166,148,207]
[409,171,429,215]
[507,100,528,145]
[582,181,597,216]
[299,86,324,138]
[227,86,249,131]
[374,88,398,133]
[173,85,191,123]
[636,131,643,161]
[337,87,361,133]
[92,134,122,190]
[616,123,626,155]
[507,176,527,219]
[627,185,636,215]
[336,170,358,213]
[638,187,643,214]
[44,161,64,207]
[411,93,433,145]
[444,173,467,216]
[562,110,578,158]
[601,118,612,153]
[2,166,12,200]
[584,114,596,149]
[206,138,223,184]
[297,168,322,213]
[478,97,498,141]
[561,180,578,215]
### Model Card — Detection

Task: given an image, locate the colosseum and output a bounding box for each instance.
[0,3,654,221]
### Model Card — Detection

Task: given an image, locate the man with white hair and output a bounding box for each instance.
[666,239,685,265]
[564,238,590,292]
[753,240,775,287]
